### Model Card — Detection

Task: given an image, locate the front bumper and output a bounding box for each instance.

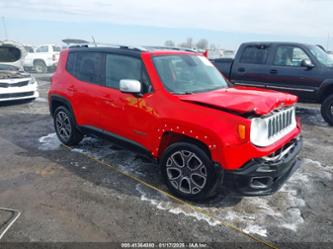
[224,137,302,196]
[0,84,39,102]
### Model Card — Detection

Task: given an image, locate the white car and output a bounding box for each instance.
[23,44,61,73]
[0,40,38,102]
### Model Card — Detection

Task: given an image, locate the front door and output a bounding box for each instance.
[266,45,321,101]
[100,53,156,149]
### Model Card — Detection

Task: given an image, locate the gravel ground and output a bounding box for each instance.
[0,74,332,249]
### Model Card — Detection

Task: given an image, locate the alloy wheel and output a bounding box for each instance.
[166,150,207,195]
[55,111,72,142]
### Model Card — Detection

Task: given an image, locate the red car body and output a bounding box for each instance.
[49,47,302,198]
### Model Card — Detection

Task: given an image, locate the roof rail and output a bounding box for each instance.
[68,43,147,51]
[144,46,201,53]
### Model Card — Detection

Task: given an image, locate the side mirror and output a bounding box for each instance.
[119,79,142,94]
[301,59,315,69]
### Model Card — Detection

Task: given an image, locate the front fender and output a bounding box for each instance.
[152,120,223,162]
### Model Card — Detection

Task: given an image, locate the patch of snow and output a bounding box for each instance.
[243,224,267,238]
[135,184,221,227]
[38,133,61,151]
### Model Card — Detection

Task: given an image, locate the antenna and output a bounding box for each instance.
[2,16,8,40]
[91,36,97,47]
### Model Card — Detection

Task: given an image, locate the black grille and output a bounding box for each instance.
[0,92,34,99]
[0,80,30,88]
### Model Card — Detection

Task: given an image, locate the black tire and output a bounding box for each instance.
[321,94,333,126]
[53,106,83,145]
[34,60,47,73]
[160,142,221,201]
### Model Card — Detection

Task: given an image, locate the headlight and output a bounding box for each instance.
[250,117,268,147]
[29,77,37,85]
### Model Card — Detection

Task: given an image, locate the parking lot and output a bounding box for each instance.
[0,74,332,248]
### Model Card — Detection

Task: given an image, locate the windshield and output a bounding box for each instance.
[0,63,19,71]
[309,45,333,67]
[153,54,228,94]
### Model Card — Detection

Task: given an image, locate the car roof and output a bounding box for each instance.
[241,41,314,47]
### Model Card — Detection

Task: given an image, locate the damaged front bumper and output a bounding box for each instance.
[224,136,302,196]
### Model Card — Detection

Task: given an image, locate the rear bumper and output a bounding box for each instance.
[223,136,302,196]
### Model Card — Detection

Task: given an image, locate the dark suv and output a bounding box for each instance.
[49,45,302,201]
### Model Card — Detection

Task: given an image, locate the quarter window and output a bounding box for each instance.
[273,46,310,67]
[240,45,270,64]
[52,46,61,52]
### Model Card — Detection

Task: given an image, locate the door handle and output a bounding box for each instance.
[270,69,278,74]
[238,67,245,73]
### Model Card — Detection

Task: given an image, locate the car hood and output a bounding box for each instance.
[177,86,298,116]
[0,40,27,69]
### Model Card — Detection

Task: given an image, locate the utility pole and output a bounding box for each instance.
[2,16,8,40]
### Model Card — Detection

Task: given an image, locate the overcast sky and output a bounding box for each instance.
[0,0,332,49]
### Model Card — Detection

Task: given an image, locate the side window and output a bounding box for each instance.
[106,54,151,92]
[273,46,310,67]
[239,46,270,64]
[36,46,48,53]
[66,52,105,85]
[52,46,61,52]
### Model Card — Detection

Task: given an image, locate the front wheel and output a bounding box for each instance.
[54,106,83,145]
[160,142,221,201]
[34,60,47,73]
[321,94,333,126]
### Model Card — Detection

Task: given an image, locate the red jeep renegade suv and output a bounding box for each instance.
[49,45,302,201]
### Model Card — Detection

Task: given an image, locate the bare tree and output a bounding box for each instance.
[196,39,209,50]
[186,37,193,48]
[179,37,193,48]
[164,40,175,47]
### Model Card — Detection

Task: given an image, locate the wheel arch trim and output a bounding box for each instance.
[319,79,333,102]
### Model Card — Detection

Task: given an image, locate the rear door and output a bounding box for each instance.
[66,51,105,127]
[265,45,321,100]
[231,44,271,88]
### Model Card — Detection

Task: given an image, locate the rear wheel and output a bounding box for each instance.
[321,94,333,126]
[160,142,220,201]
[54,106,83,145]
[34,60,47,73]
